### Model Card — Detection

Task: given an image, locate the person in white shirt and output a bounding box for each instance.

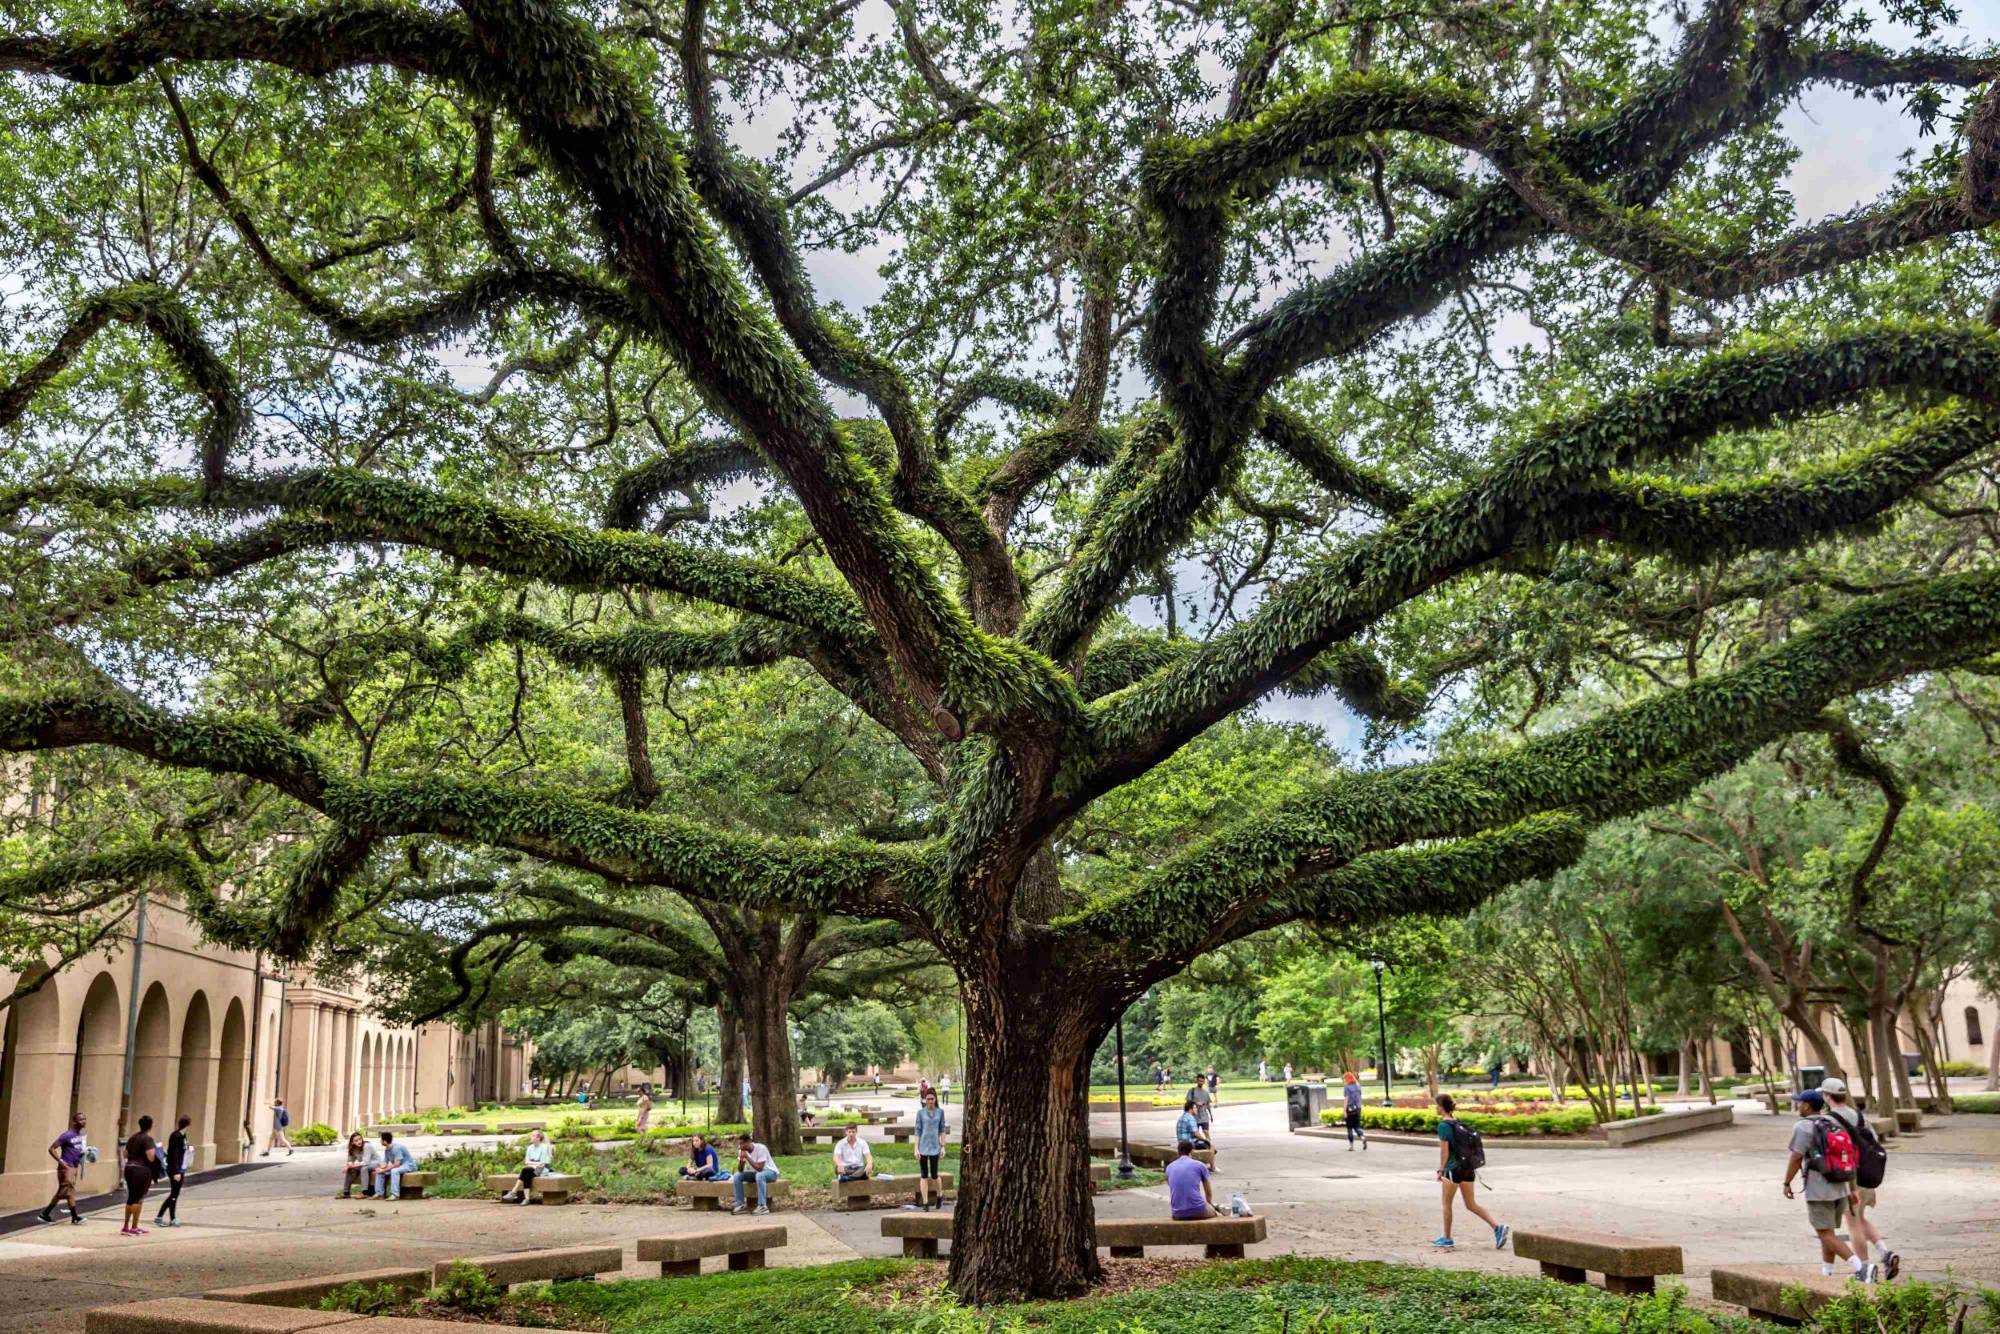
[833,1123,874,1182]
[730,1134,780,1214]
[503,1129,554,1204]
[939,1074,952,1106]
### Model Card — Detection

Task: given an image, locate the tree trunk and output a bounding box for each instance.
[948,962,1104,1304]
[1867,1005,1902,1137]
[1909,1015,1951,1113]
[1888,1004,1918,1108]
[1987,1026,1999,1092]
[716,1003,744,1125]
[1677,1040,1693,1097]
[737,971,803,1155]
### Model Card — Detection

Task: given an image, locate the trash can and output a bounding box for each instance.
[1800,1065,1825,1090]
[1286,1082,1328,1131]
[1903,1052,1922,1078]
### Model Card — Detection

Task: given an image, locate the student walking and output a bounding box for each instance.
[1784,1088,1878,1282]
[911,1090,948,1211]
[634,1086,653,1135]
[1187,1074,1215,1146]
[503,1129,554,1203]
[729,1134,780,1215]
[833,1123,874,1183]
[263,1098,293,1157]
[37,1112,88,1225]
[1434,1094,1507,1250]
[1342,1071,1367,1150]
[120,1115,159,1236]
[155,1116,191,1227]
[1820,1078,1900,1279]
[939,1074,951,1106]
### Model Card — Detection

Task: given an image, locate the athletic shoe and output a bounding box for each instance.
[754,1205,770,1215]
[1433,1236,1454,1249]
[1495,1224,1511,1250]
[899,1203,919,1211]
[731,1204,748,1215]
[1883,1252,1902,1281]
[70,1215,84,1224]
[35,1210,52,1224]
[132,1227,147,1235]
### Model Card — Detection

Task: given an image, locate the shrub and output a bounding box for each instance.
[1325,1105,1658,1136]
[430,1261,503,1314]
[316,1282,403,1316]
[291,1122,338,1146]
[1804,1278,1995,1334]
[1954,1093,1999,1113]
[1929,1060,1985,1078]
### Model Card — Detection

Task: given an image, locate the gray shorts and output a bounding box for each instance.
[1807,1197,1846,1232]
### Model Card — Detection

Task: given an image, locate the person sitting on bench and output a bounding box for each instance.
[679,1133,721,1180]
[833,1122,874,1183]
[1175,1098,1213,1152]
[1166,1138,1217,1221]
[502,1129,553,1203]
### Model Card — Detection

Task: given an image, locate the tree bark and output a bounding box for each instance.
[716,1003,745,1125]
[947,959,1105,1304]
[737,968,804,1155]
[1868,1005,1903,1136]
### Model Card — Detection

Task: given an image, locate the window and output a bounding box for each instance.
[1968,1007,1985,1048]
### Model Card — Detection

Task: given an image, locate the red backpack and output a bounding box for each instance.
[1809,1115,1859,1183]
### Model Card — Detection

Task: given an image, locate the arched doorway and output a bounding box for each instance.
[176,992,217,1170]
[215,999,248,1165]
[131,982,175,1140]
[72,973,123,1193]
[0,974,64,1204]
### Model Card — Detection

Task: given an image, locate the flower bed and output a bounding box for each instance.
[1323,1103,1660,1136]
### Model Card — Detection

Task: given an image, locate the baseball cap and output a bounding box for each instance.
[1792,1088,1825,1107]
[1818,1077,1848,1095]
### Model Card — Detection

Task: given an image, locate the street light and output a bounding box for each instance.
[1370,959,1392,1107]
[1114,1012,1136,1180]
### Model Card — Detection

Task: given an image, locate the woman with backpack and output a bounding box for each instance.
[1433,1094,1508,1250]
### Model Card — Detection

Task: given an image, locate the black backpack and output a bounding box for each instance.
[1446,1117,1487,1172]
[1848,1109,1887,1190]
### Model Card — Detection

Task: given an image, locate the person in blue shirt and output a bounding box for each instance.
[679,1133,721,1180]
[1165,1139,1218,1220]
[1174,1097,1211,1152]
[1434,1094,1506,1250]
[910,1091,948,1211]
[370,1132,418,1200]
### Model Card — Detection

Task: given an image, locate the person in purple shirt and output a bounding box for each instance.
[38,1112,88,1224]
[1165,1139,1217,1221]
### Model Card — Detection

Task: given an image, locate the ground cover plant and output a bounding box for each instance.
[6,0,1999,1302]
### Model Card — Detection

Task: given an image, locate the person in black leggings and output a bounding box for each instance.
[155,1116,190,1227]
[120,1116,158,1237]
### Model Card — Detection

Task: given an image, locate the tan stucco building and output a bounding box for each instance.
[0,892,528,1209]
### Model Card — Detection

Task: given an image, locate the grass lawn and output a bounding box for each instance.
[419,1138,1160,1207]
[483,1256,1799,1333]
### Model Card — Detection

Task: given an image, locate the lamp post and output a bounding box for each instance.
[1114,1013,1135,1180]
[1370,959,1392,1107]
[680,1009,690,1122]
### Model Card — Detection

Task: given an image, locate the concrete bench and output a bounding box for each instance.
[204,1266,430,1307]
[85,1298,366,1332]
[798,1125,850,1141]
[366,1124,420,1136]
[835,1174,954,1209]
[1712,1265,1858,1324]
[496,1121,545,1133]
[1601,1105,1733,1147]
[1511,1229,1683,1294]
[436,1123,491,1136]
[435,1244,624,1289]
[637,1224,787,1276]
[481,1171,581,1203]
[1895,1107,1922,1132]
[1095,1215,1265,1259]
[1087,1138,1212,1169]
[882,1211,953,1258]
[392,1171,440,1199]
[674,1178,793,1211]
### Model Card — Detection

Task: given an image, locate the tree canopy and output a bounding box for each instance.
[3,0,1999,1301]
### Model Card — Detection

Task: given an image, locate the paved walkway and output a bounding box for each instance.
[2,1099,1994,1330]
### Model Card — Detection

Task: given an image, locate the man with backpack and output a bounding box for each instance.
[1820,1078,1899,1279]
[1782,1088,1877,1282]
[1433,1094,1508,1251]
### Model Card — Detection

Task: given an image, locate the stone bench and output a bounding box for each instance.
[1511,1229,1683,1294]
[835,1174,954,1209]
[637,1224,787,1276]
[673,1178,793,1211]
[204,1266,431,1308]
[86,1297,370,1332]
[1087,1138,1212,1169]
[481,1171,581,1203]
[436,1124,491,1136]
[366,1124,420,1136]
[496,1121,545,1133]
[1895,1107,1922,1132]
[1601,1105,1733,1148]
[798,1125,850,1141]
[392,1171,441,1199]
[882,1211,953,1258]
[1712,1265,1858,1324]
[1096,1215,1266,1259]
[435,1244,624,1289]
